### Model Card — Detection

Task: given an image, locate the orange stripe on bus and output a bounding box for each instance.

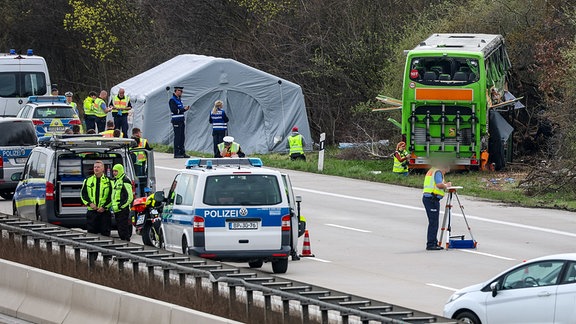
[415,88,473,101]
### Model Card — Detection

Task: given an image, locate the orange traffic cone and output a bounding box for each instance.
[299,230,315,257]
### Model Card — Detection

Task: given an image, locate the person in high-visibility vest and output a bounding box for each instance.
[422,164,452,250]
[109,88,132,138]
[217,136,245,158]
[93,90,112,133]
[81,160,113,236]
[64,91,78,116]
[286,126,306,161]
[131,127,151,177]
[392,141,409,176]
[111,164,134,241]
[100,120,123,138]
[83,91,98,132]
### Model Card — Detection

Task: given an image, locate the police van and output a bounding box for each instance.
[12,135,154,229]
[0,49,52,117]
[160,158,304,274]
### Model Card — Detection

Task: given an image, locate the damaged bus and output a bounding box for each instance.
[400,33,523,170]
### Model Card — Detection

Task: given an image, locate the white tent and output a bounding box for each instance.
[111,54,311,154]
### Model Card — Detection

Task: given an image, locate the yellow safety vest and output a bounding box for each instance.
[112,95,130,113]
[135,138,148,165]
[288,135,304,155]
[218,142,239,157]
[422,168,445,198]
[83,97,95,116]
[100,130,115,138]
[393,150,409,173]
[93,97,108,117]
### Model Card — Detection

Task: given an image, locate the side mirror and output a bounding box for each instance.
[11,172,22,181]
[153,190,165,203]
[295,195,302,203]
[490,281,498,297]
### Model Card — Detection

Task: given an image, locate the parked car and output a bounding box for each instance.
[16,96,81,136]
[12,135,154,229]
[444,253,576,324]
[0,117,37,200]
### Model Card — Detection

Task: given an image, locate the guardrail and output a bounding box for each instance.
[0,214,458,324]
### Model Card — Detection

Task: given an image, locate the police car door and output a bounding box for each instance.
[129,148,155,197]
[282,174,299,252]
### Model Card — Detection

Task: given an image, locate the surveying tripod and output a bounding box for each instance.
[438,186,477,249]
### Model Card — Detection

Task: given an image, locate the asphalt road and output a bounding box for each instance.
[2,151,576,316]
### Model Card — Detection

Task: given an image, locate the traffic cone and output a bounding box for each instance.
[299,230,315,257]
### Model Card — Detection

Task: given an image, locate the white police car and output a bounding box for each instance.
[160,158,303,274]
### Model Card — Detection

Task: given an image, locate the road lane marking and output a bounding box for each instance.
[304,257,332,263]
[294,187,576,238]
[426,283,459,292]
[457,249,515,260]
[325,223,371,233]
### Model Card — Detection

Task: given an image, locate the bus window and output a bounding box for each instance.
[409,57,479,84]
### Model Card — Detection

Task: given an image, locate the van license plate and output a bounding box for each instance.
[229,221,258,230]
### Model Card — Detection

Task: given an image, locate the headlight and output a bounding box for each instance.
[447,291,466,304]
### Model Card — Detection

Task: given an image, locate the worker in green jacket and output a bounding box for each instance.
[112,164,134,241]
[81,160,113,236]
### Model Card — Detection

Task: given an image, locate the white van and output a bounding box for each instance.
[160,158,304,274]
[0,49,51,117]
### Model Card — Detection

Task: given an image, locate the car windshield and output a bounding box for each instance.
[33,106,76,118]
[409,57,479,85]
[203,174,282,206]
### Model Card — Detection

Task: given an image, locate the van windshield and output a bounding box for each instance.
[203,174,282,206]
[0,72,47,97]
[0,121,37,146]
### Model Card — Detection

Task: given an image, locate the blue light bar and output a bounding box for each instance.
[27,49,33,56]
[248,158,263,167]
[27,95,67,104]
[185,158,201,169]
[9,49,16,55]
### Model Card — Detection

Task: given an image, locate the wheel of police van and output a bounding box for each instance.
[248,259,263,269]
[12,201,19,217]
[182,236,189,255]
[271,258,288,274]
[454,310,480,324]
[0,191,14,200]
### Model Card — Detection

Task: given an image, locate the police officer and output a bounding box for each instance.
[209,100,229,157]
[81,160,113,236]
[287,126,306,161]
[83,91,98,132]
[65,91,78,116]
[169,86,190,158]
[93,90,112,133]
[422,164,451,250]
[112,164,134,241]
[217,136,245,158]
[109,88,131,138]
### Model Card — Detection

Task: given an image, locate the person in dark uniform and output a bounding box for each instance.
[169,86,190,158]
[209,100,229,157]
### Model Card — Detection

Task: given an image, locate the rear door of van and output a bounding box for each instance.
[200,173,287,252]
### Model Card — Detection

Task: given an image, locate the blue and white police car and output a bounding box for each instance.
[16,96,81,136]
[159,158,303,274]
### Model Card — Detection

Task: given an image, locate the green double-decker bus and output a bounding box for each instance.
[400,33,522,171]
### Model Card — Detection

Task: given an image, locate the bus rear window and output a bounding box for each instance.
[409,57,479,84]
[203,174,282,206]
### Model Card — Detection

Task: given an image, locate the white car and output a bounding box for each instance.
[444,253,576,324]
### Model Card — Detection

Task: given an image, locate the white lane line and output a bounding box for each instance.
[426,283,459,292]
[303,257,332,263]
[325,223,372,233]
[294,187,576,238]
[457,249,515,261]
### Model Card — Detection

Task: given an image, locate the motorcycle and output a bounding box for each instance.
[131,190,165,248]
